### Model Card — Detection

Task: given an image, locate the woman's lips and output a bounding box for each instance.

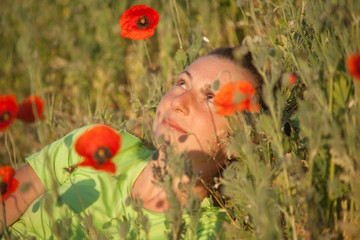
[162,119,187,134]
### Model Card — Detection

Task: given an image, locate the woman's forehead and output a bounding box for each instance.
[183,55,245,85]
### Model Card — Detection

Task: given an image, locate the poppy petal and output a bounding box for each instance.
[78,158,116,174]
[75,125,121,173]
[347,53,360,81]
[214,80,259,116]
[78,158,98,168]
[0,165,19,202]
[120,5,160,40]
[1,178,18,202]
[16,95,45,123]
[0,94,18,131]
[214,82,236,116]
[249,103,260,113]
[216,105,236,116]
[94,161,116,174]
[75,125,121,158]
[237,81,256,96]
[290,73,297,84]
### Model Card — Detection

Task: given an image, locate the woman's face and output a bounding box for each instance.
[152,55,255,167]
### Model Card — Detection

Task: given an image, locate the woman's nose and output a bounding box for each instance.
[170,91,190,115]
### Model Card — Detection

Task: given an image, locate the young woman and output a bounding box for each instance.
[1,47,262,239]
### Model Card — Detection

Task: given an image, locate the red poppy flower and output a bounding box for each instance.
[214,81,260,116]
[0,165,19,202]
[75,125,121,173]
[120,5,159,40]
[16,95,45,123]
[290,73,297,84]
[347,53,360,82]
[0,94,18,131]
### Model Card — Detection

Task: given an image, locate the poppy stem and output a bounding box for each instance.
[169,0,183,49]
[199,178,241,230]
[143,40,152,66]
[354,80,360,107]
[185,0,192,33]
[68,176,87,215]
[1,202,10,239]
[328,73,334,114]
[5,129,18,168]
[4,131,13,168]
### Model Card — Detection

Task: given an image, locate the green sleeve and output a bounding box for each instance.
[26,125,93,190]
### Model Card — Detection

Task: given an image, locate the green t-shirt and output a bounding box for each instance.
[10,125,227,239]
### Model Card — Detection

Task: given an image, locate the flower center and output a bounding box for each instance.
[93,147,112,165]
[0,181,8,195]
[136,15,150,29]
[0,111,11,123]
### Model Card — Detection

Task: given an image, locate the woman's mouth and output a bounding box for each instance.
[161,118,187,134]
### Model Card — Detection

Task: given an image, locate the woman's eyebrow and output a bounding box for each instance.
[201,84,212,94]
[179,70,193,81]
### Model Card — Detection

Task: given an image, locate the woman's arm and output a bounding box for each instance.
[0,163,46,227]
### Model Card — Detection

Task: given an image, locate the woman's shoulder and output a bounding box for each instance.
[60,124,146,149]
[25,124,152,189]
[61,124,154,169]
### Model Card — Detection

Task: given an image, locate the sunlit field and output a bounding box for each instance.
[1,0,360,239]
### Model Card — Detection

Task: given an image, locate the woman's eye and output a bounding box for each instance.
[180,83,186,89]
[176,79,187,89]
[207,94,214,103]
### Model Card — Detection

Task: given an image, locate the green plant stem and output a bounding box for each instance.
[1,202,10,240]
[328,74,334,114]
[141,105,145,139]
[185,0,192,33]
[270,108,284,157]
[4,131,13,166]
[172,0,181,27]
[327,160,335,225]
[289,53,308,87]
[307,155,314,186]
[143,40,152,66]
[350,200,354,221]
[7,130,19,168]
[169,0,183,49]
[267,141,271,166]
[267,97,284,156]
[68,176,86,214]
[290,52,327,110]
[258,70,284,157]
[4,129,19,167]
[283,168,297,240]
[344,114,354,157]
[297,16,312,56]
[333,200,338,231]
[350,4,360,48]
[199,179,241,230]
[354,81,360,108]
[249,0,265,38]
